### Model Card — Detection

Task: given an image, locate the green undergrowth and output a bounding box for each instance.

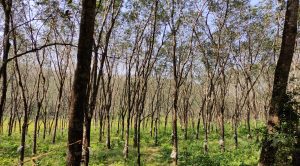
[0,121,264,165]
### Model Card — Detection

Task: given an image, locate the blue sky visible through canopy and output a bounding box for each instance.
[250,0,260,6]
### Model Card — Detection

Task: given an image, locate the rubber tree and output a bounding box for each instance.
[259,0,299,165]
[0,0,12,127]
[67,0,96,165]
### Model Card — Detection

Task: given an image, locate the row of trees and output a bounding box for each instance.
[0,0,299,165]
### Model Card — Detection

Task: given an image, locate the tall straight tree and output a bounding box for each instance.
[67,0,96,165]
[259,0,299,165]
[0,0,12,126]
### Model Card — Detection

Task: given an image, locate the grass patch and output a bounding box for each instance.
[0,120,263,165]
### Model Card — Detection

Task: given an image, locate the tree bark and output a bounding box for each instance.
[53,81,64,144]
[67,0,96,165]
[0,0,12,126]
[259,0,299,165]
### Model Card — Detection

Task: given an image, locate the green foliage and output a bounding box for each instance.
[276,92,300,165]
[260,92,300,165]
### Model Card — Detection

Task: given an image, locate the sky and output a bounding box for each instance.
[250,0,260,6]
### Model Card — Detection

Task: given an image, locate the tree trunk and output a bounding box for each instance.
[99,111,103,142]
[154,115,159,145]
[67,0,96,165]
[259,0,298,165]
[121,114,125,140]
[123,110,130,159]
[83,117,92,166]
[52,83,64,144]
[171,86,179,165]
[137,111,141,166]
[0,0,12,126]
[15,59,28,166]
[106,105,111,149]
[33,102,42,155]
[133,109,138,147]
[220,106,225,152]
[246,103,251,139]
[43,111,47,139]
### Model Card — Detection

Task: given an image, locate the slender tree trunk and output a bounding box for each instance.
[154,114,159,145]
[0,0,12,126]
[43,111,47,139]
[220,105,225,152]
[234,117,238,148]
[99,111,103,142]
[123,62,133,159]
[133,108,138,147]
[196,98,205,140]
[53,83,63,144]
[11,15,29,165]
[33,49,47,155]
[196,116,200,140]
[137,111,141,166]
[123,110,130,159]
[121,114,125,139]
[150,110,154,137]
[184,106,188,140]
[20,108,28,166]
[204,121,208,154]
[8,107,15,136]
[246,100,252,139]
[8,80,17,136]
[171,86,179,165]
[83,117,92,166]
[33,102,42,154]
[15,59,28,166]
[106,105,111,149]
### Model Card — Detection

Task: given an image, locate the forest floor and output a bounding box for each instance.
[0,122,263,166]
